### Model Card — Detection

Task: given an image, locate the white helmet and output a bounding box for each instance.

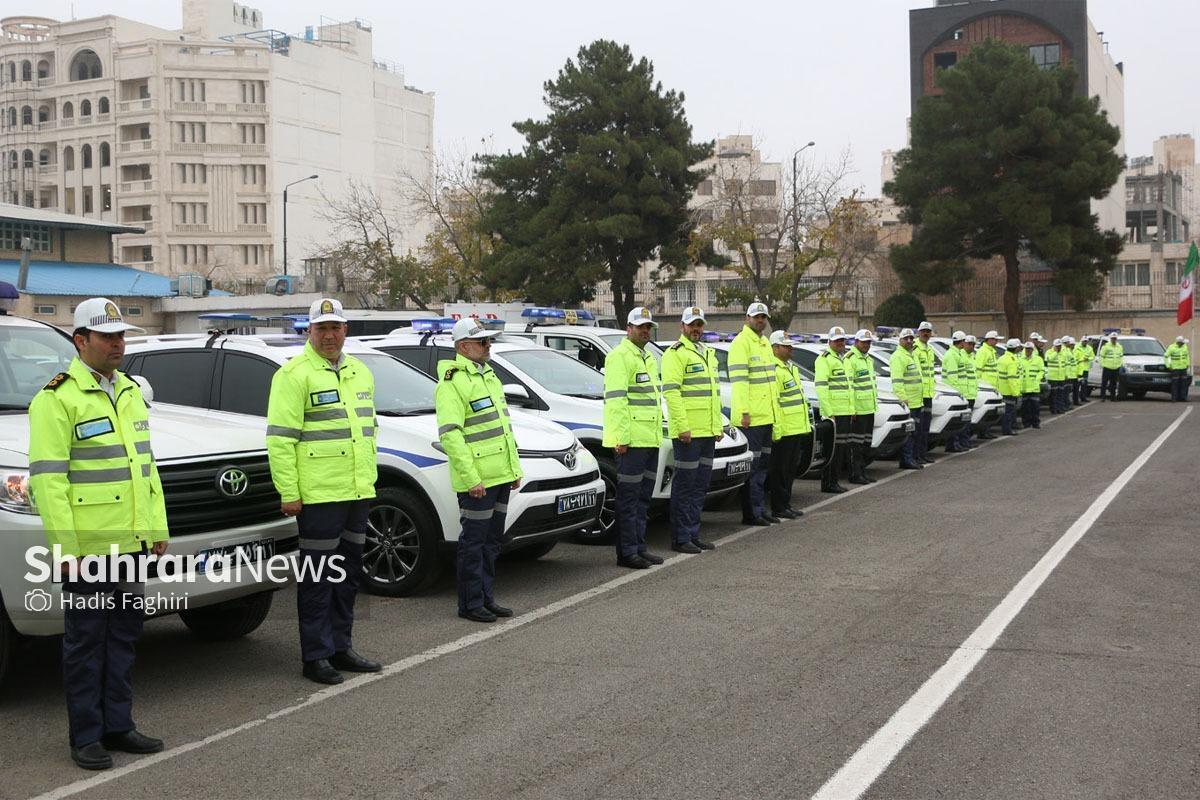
[964,335,977,344]
[898,328,915,339]
[917,321,934,332]
[984,330,999,340]
[951,330,967,342]
[854,329,874,341]
[1007,338,1022,349]
[828,326,847,341]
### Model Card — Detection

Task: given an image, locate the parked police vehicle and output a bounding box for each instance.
[0,312,299,688]
[123,333,602,597]
[355,319,754,542]
[1084,330,1178,400]
[875,337,1005,432]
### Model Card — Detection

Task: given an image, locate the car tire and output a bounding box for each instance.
[360,486,441,597]
[179,590,274,641]
[1130,389,1147,400]
[574,459,616,545]
[0,603,14,689]
[503,541,558,560]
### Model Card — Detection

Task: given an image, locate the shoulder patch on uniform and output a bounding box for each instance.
[43,372,69,391]
[671,341,684,350]
[443,367,459,381]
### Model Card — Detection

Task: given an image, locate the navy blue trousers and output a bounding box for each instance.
[954,399,975,449]
[670,437,715,545]
[901,409,922,466]
[61,555,146,747]
[1171,369,1188,401]
[456,484,511,613]
[1021,392,1041,428]
[738,425,772,519]
[297,500,369,662]
[615,447,658,560]
[914,399,933,459]
[1001,397,1018,434]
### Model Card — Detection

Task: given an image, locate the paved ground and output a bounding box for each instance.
[2,399,1197,800]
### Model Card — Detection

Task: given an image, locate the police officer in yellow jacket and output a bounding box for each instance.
[603,307,664,568]
[435,318,524,620]
[766,330,811,518]
[1098,332,1123,401]
[1165,335,1190,401]
[729,302,777,525]
[996,338,1023,435]
[913,321,937,463]
[1021,340,1044,429]
[267,298,381,683]
[889,329,925,469]
[661,307,722,553]
[815,326,852,493]
[845,330,879,483]
[28,298,167,770]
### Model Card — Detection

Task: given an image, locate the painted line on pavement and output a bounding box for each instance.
[810,405,1191,800]
[28,401,1091,800]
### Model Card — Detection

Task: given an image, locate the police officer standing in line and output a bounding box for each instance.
[1165,335,1190,401]
[766,330,811,517]
[267,298,381,682]
[973,330,1000,439]
[1076,336,1096,401]
[1045,338,1064,414]
[1098,332,1124,401]
[913,321,937,462]
[959,334,980,449]
[28,298,167,770]
[814,326,852,493]
[1021,341,1044,430]
[729,302,778,525]
[996,338,1022,435]
[661,307,722,553]
[941,331,972,452]
[435,318,524,620]
[845,329,879,483]
[889,329,925,469]
[603,307,666,567]
[1061,336,1080,406]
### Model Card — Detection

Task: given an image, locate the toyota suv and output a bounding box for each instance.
[123,333,603,598]
[0,313,297,689]
[1084,334,1178,400]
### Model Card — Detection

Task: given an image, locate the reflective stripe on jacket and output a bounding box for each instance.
[814,348,853,417]
[772,359,813,440]
[975,343,998,388]
[436,353,522,492]
[661,337,722,439]
[1045,348,1064,381]
[889,347,924,406]
[1022,353,1045,393]
[995,352,1021,397]
[602,337,663,448]
[728,325,776,425]
[914,340,936,399]
[1099,342,1124,369]
[845,349,878,415]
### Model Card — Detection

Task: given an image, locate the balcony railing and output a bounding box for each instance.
[37,77,55,88]
[170,101,267,115]
[37,119,56,130]
[118,179,155,193]
[117,98,155,114]
[59,117,74,127]
[174,223,210,233]
[171,142,266,155]
[236,223,267,232]
[118,140,154,152]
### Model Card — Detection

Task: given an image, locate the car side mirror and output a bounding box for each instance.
[130,374,154,402]
[503,384,532,405]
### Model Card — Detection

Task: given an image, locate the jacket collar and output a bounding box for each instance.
[303,340,348,372]
[455,352,493,376]
[68,356,134,394]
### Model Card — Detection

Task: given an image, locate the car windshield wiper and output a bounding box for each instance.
[0,403,30,411]
[377,408,436,417]
[563,392,604,400]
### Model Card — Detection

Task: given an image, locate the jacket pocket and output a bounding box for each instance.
[304,440,350,459]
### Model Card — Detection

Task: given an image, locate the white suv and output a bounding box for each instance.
[123,334,603,597]
[355,330,753,541]
[1084,334,1178,400]
[0,314,298,688]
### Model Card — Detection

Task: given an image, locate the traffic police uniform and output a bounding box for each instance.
[728,303,776,521]
[767,331,813,515]
[661,308,722,549]
[1021,343,1044,429]
[957,336,980,448]
[436,319,523,617]
[1062,340,1079,406]
[1045,341,1066,413]
[603,308,663,565]
[974,333,1000,439]
[267,299,378,673]
[845,330,878,483]
[913,322,937,461]
[1165,337,1190,401]
[28,298,166,768]
[814,327,853,493]
[1077,339,1096,400]
[1099,336,1124,401]
[941,332,973,451]
[995,340,1022,435]
[888,331,924,468]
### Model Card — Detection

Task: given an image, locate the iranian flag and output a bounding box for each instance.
[1179,242,1199,326]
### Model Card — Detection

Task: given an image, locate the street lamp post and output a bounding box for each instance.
[790,142,816,312]
[283,174,319,276]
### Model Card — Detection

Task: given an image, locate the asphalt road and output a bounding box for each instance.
[2,399,1196,800]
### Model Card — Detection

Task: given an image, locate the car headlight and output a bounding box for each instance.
[0,470,35,514]
[935,389,959,398]
[1125,363,1143,372]
[879,398,902,406]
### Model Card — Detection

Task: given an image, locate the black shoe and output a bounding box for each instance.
[484,602,514,618]
[822,484,848,494]
[920,456,936,464]
[102,730,164,755]
[693,539,716,550]
[303,659,345,685]
[70,741,113,770]
[899,462,923,470]
[458,606,498,623]
[777,508,802,519]
[1003,431,1019,436]
[741,516,771,526]
[863,475,878,483]
[762,513,782,523]
[617,555,652,569]
[671,541,702,554]
[1032,425,1041,429]
[637,552,664,565]
[331,648,382,673]
[849,476,871,485]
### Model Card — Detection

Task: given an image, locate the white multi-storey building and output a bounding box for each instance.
[0,1,434,289]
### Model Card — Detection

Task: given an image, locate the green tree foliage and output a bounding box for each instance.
[478,40,712,323]
[885,40,1125,336]
[874,293,926,329]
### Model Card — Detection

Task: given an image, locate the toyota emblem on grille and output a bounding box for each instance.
[216,467,249,498]
[563,451,577,471]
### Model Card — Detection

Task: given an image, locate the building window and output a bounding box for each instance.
[80,99,92,117]
[33,304,56,315]
[934,51,957,70]
[98,96,109,114]
[240,80,265,103]
[62,145,74,170]
[82,186,93,214]
[240,203,266,224]
[1110,262,1150,287]
[22,149,33,168]
[177,162,208,184]
[240,244,264,265]
[1165,262,1180,285]
[668,280,696,308]
[175,202,209,224]
[81,143,92,169]
[101,184,111,211]
[748,180,777,196]
[69,49,103,81]
[125,305,142,316]
[241,164,265,185]
[21,105,32,126]
[238,123,265,144]
[37,105,49,123]
[38,148,50,166]
[99,141,110,166]
[697,179,713,196]
[20,60,31,82]
[1029,44,1061,70]
[61,101,73,119]
[176,244,208,265]
[0,221,52,251]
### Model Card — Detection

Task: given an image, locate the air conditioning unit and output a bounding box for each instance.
[171,273,209,298]
[266,275,298,295]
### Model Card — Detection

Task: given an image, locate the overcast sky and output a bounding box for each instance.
[58,0,1200,195]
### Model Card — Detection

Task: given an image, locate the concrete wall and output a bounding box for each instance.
[1086,19,1125,233]
[13,293,161,332]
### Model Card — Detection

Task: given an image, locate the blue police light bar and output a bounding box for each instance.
[1130,327,1146,335]
[699,331,722,342]
[411,317,457,332]
[475,318,506,331]
[520,307,596,323]
[1101,327,1120,335]
[874,325,898,336]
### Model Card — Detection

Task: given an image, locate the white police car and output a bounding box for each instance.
[1084,331,1177,400]
[850,342,972,448]
[122,333,603,597]
[897,337,1006,430]
[354,320,754,541]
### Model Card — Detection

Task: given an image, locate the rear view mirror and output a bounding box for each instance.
[503,384,532,405]
[130,374,154,402]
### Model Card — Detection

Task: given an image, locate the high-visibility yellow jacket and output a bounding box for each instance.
[845,348,878,415]
[1021,352,1045,394]
[602,337,663,448]
[1164,343,1190,370]
[772,359,812,440]
[267,342,378,504]
[1076,343,1096,377]
[1062,347,1077,378]
[28,357,168,557]
[1099,342,1124,369]
[436,353,522,492]
[914,339,936,399]
[814,347,853,417]
[958,348,979,400]
[889,346,924,407]
[996,352,1021,397]
[661,336,722,439]
[1045,347,1064,381]
[728,325,776,425]
[975,343,999,388]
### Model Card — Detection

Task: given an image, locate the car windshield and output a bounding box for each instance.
[502,349,605,398]
[869,351,893,376]
[1119,338,1165,356]
[354,352,438,414]
[0,323,76,411]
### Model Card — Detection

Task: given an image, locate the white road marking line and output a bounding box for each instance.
[810,406,1191,800]
[29,402,1093,800]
